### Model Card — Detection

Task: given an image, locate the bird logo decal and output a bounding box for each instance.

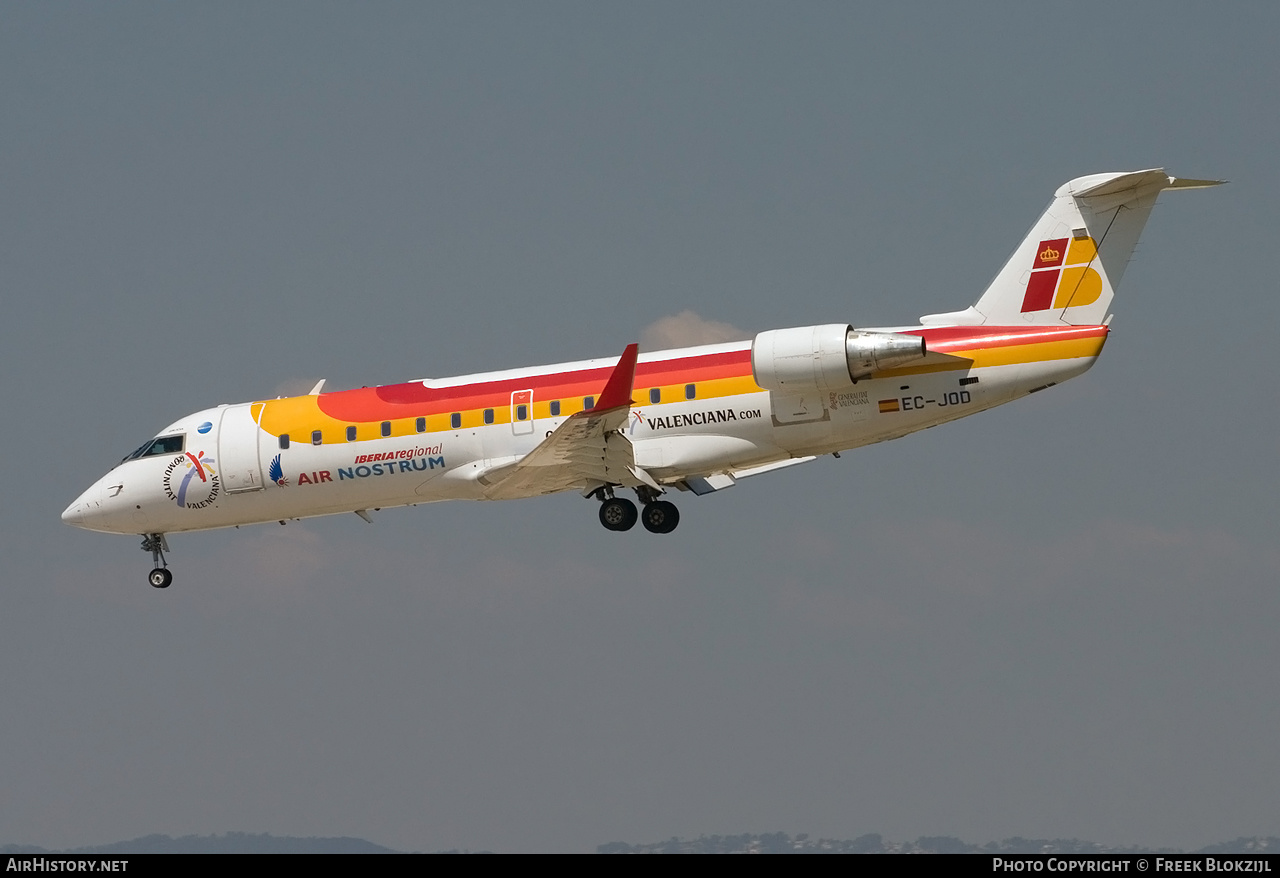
[269,454,289,487]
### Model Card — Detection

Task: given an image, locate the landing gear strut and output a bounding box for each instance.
[141,533,172,589]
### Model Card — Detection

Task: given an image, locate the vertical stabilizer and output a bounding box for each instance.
[921,170,1222,327]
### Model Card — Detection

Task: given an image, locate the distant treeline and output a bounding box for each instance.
[597,833,1280,855]
[0,833,400,855]
[3,831,1277,854]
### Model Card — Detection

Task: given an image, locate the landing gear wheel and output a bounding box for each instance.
[599,497,638,531]
[141,534,172,590]
[641,500,680,534]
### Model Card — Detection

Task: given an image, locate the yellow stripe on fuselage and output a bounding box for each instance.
[256,374,766,445]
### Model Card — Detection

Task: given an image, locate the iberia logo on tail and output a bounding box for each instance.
[1020,237,1103,313]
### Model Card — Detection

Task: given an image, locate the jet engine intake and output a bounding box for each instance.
[751,324,926,392]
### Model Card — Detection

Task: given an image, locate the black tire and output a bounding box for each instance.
[598,497,638,531]
[149,568,172,589]
[641,500,680,534]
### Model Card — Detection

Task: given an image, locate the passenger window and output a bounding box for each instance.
[483,408,494,425]
[516,404,528,421]
[311,430,322,446]
[279,434,290,450]
[685,384,696,400]
[550,400,561,417]
[583,396,594,411]
[381,421,391,437]
[649,388,661,404]
[450,412,461,430]
[416,417,426,433]
[346,426,357,442]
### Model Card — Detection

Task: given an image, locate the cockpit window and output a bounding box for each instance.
[123,434,185,462]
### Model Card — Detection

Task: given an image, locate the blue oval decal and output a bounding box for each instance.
[197,421,213,434]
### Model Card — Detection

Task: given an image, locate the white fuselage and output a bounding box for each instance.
[61,328,1101,537]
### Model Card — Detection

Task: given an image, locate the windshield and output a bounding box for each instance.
[122,434,185,463]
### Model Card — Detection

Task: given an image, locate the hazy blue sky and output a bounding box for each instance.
[4,2,1277,853]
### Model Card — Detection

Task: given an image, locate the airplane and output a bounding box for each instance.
[62,169,1220,588]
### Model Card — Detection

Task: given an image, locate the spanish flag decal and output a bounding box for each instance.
[878,399,900,413]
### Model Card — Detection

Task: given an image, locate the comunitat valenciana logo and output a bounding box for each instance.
[162,451,220,509]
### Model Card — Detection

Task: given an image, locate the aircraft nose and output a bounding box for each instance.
[61,482,106,532]
[61,500,85,526]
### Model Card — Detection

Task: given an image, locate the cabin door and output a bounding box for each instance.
[217,404,265,493]
[511,389,534,435]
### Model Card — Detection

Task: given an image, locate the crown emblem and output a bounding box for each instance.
[1039,246,1060,262]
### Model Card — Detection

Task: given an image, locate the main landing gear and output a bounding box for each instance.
[599,495,638,531]
[640,499,679,534]
[594,487,680,534]
[141,533,172,589]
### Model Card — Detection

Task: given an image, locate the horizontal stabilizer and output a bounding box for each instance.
[1067,168,1173,199]
[1167,176,1227,191]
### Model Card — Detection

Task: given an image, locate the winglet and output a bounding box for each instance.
[593,343,639,411]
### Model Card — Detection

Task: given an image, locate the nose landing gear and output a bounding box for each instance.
[141,533,172,589]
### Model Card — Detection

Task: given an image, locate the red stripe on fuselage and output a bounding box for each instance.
[316,348,754,422]
[908,324,1107,354]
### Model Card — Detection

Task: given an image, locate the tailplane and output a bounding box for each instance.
[922,169,1222,327]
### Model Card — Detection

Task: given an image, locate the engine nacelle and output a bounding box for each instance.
[751,324,926,393]
[844,329,929,380]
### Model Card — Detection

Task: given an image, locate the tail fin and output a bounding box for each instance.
[922,169,1223,327]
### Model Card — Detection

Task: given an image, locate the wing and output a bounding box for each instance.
[478,343,653,500]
